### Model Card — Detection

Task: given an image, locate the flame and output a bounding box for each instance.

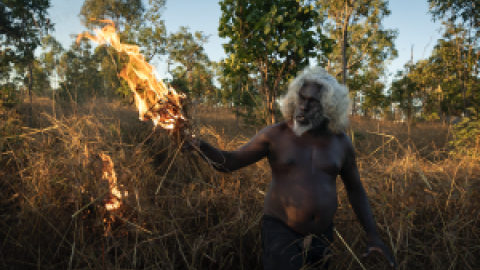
[98,153,127,211]
[79,20,192,212]
[77,19,187,132]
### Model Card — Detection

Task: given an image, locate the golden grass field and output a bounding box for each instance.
[0,97,479,270]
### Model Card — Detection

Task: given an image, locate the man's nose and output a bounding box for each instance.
[300,101,309,111]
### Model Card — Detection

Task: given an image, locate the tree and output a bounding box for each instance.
[428,0,479,116]
[389,68,418,132]
[167,27,211,100]
[79,0,144,31]
[78,0,167,103]
[56,38,103,104]
[133,0,167,63]
[219,0,331,124]
[427,22,478,117]
[1,0,53,125]
[428,0,479,33]
[316,0,398,115]
[1,1,53,64]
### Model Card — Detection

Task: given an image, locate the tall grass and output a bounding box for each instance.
[0,98,478,269]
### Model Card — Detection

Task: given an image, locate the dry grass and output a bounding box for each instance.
[0,98,478,270]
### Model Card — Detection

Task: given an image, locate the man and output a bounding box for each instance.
[184,66,397,269]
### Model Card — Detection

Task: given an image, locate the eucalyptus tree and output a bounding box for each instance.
[428,0,479,33]
[218,0,331,124]
[315,0,398,115]
[167,26,211,99]
[389,68,419,129]
[429,22,479,116]
[428,0,479,116]
[1,0,53,125]
[133,0,168,64]
[56,39,103,103]
[215,59,262,125]
[79,0,144,31]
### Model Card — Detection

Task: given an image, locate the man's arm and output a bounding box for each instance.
[339,133,379,237]
[339,133,397,268]
[187,125,271,173]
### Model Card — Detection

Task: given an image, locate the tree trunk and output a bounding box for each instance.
[407,45,414,139]
[265,89,276,125]
[236,82,240,129]
[28,61,33,127]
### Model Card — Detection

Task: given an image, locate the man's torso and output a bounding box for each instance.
[263,121,346,236]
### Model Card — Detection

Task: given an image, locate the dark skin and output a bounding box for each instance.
[184,83,397,268]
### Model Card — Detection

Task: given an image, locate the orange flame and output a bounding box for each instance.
[77,19,187,132]
[98,153,127,211]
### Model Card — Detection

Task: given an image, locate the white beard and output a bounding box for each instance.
[292,120,313,137]
[292,115,328,137]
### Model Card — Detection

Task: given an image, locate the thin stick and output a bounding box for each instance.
[0,125,59,141]
[134,129,157,154]
[334,228,368,270]
[108,209,152,234]
[155,140,184,195]
[71,190,109,218]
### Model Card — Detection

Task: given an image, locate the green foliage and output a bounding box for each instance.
[75,0,167,103]
[167,26,214,101]
[79,0,144,30]
[1,0,54,117]
[219,0,329,124]
[0,0,54,65]
[390,21,479,123]
[134,0,167,63]
[56,38,105,103]
[316,0,398,116]
[450,108,480,157]
[0,83,19,106]
[428,0,479,32]
[389,68,421,123]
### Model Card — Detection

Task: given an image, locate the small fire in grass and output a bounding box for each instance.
[78,20,195,211]
[97,153,127,211]
[77,19,191,137]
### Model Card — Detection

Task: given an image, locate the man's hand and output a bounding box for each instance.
[363,234,398,269]
[181,135,200,152]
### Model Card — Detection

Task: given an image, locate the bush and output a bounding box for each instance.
[450,108,480,157]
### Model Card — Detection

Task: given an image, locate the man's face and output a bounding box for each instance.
[292,83,326,136]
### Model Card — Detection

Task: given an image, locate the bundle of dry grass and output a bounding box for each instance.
[0,98,478,270]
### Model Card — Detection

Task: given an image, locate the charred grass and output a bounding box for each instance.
[0,99,478,270]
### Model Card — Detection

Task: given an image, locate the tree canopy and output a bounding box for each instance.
[218,0,332,124]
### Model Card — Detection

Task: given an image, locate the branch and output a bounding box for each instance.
[334,26,380,78]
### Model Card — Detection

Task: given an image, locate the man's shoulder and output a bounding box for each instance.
[263,121,291,134]
[255,121,291,139]
[335,131,350,141]
[335,131,355,153]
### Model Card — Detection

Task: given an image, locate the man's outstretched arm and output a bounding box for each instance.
[185,126,271,173]
[339,133,398,268]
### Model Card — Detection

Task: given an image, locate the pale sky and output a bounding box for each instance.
[47,0,444,83]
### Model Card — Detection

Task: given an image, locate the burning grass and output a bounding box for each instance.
[0,97,479,269]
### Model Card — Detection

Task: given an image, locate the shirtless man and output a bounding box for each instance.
[184,66,397,269]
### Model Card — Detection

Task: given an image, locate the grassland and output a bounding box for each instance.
[0,97,478,269]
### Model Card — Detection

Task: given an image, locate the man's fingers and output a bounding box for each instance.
[363,246,380,257]
[364,246,398,268]
[362,247,371,257]
[377,247,397,269]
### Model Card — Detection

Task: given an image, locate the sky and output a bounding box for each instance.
[47,0,444,83]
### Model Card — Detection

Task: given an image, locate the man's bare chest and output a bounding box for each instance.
[268,135,344,177]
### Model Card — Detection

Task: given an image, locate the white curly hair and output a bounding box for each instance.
[279,66,351,133]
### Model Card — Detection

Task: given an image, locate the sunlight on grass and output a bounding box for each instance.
[0,97,478,269]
